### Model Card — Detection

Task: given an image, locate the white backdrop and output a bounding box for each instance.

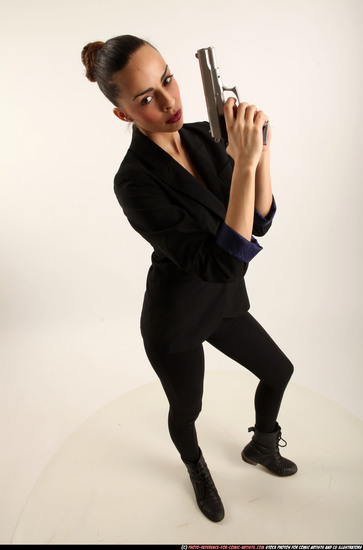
[1,0,362,542]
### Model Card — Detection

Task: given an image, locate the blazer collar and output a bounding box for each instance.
[129,125,227,219]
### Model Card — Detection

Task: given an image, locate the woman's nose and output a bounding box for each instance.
[160,91,174,111]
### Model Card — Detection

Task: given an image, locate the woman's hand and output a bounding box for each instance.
[224,97,269,168]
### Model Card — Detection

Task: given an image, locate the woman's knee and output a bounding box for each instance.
[170,400,203,427]
[280,355,294,385]
[262,351,294,389]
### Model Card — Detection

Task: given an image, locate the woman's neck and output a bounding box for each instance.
[138,127,183,156]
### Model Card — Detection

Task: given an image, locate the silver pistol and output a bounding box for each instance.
[195,47,269,145]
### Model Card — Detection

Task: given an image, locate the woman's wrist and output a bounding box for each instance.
[233,156,257,177]
[257,147,270,168]
[255,148,272,217]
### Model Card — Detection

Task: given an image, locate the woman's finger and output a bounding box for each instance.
[254,110,269,127]
[224,97,237,125]
[245,104,257,124]
[234,101,249,123]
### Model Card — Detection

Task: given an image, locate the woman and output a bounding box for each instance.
[81,34,297,523]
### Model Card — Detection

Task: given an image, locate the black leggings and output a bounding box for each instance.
[143,312,294,463]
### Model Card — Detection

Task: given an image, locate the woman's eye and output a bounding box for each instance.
[141,95,152,105]
[164,74,174,85]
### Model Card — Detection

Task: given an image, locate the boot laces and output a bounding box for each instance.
[275,425,287,447]
[248,425,288,447]
[197,463,218,495]
[278,433,287,448]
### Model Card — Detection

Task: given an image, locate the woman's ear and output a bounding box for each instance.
[113,108,133,122]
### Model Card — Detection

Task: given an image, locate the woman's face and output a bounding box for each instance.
[113,44,183,137]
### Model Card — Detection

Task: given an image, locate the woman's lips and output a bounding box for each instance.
[166,109,182,124]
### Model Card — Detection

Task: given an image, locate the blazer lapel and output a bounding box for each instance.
[129,126,227,220]
[179,125,226,203]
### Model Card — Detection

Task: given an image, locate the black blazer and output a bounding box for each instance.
[114,122,273,353]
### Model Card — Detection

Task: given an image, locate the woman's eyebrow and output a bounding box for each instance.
[132,65,169,101]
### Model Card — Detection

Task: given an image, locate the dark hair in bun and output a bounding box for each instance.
[81,34,151,106]
[81,41,105,82]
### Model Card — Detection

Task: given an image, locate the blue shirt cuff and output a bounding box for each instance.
[254,196,277,227]
[216,223,263,263]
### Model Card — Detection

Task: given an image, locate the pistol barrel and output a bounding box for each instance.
[196,47,226,142]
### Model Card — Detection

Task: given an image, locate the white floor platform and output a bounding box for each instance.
[12,371,363,545]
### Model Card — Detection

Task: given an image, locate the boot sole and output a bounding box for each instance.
[241,452,257,466]
[241,452,298,477]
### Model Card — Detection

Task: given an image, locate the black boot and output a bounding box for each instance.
[183,450,225,522]
[241,423,298,476]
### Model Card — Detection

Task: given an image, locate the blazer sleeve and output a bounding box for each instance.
[252,196,277,237]
[115,168,249,284]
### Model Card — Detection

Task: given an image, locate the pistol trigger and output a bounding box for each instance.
[222,85,240,104]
